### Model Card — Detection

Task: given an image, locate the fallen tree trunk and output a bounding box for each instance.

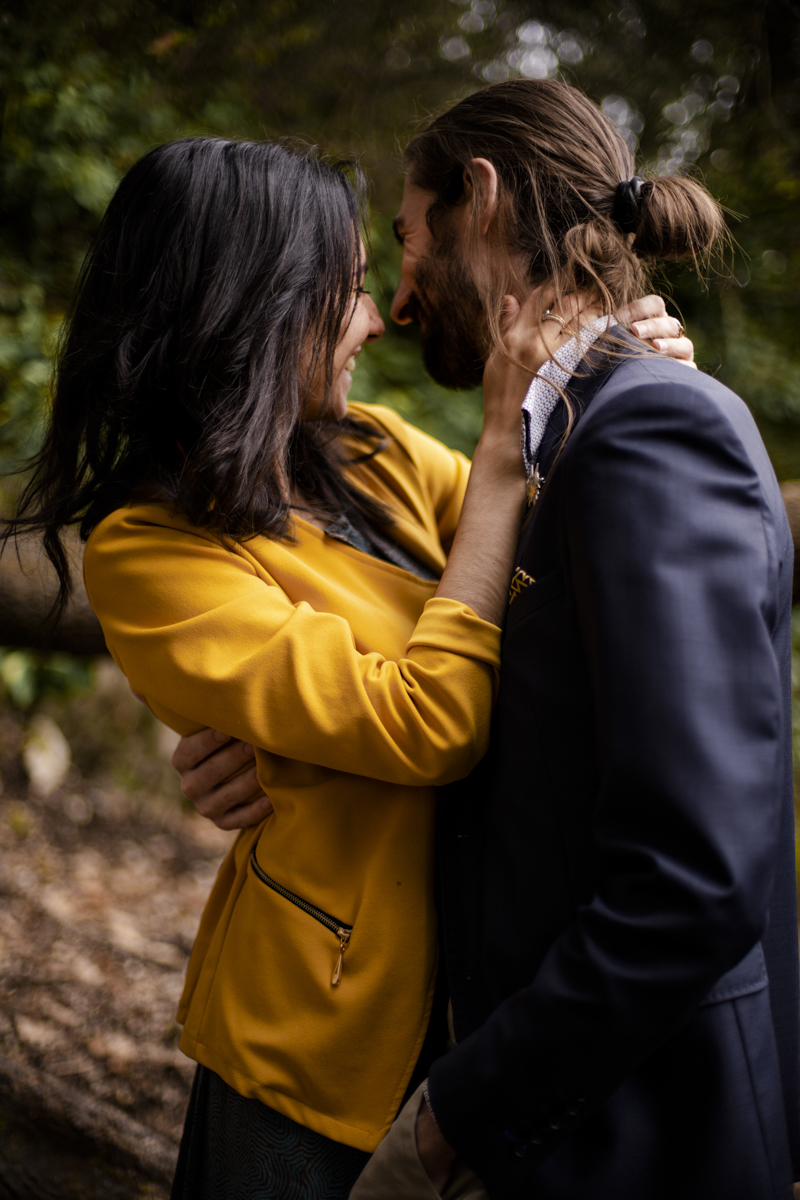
[3,485,800,658]
[0,534,108,655]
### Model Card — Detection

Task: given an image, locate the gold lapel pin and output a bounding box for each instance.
[509,566,536,605]
[527,465,544,508]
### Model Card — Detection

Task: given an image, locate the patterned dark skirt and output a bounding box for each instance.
[170,1066,371,1200]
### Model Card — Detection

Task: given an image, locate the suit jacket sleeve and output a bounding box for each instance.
[427,366,785,1185]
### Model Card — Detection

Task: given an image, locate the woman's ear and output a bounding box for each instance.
[462,158,499,236]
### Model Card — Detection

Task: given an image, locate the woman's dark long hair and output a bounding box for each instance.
[3,137,389,622]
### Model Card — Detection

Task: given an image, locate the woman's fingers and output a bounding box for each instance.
[652,336,697,368]
[629,315,684,342]
[618,294,667,324]
[499,294,521,330]
[482,298,542,432]
[499,290,567,367]
[483,289,602,434]
[626,311,696,368]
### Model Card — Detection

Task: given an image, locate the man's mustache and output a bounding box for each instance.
[403,291,427,327]
[404,278,488,337]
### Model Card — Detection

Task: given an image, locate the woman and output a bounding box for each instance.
[4,133,691,1197]
[2,135,555,1196]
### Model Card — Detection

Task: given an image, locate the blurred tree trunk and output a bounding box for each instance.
[0,534,107,655]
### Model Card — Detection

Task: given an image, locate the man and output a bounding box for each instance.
[175,80,799,1199]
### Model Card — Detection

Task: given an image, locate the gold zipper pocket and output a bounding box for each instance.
[250,846,352,987]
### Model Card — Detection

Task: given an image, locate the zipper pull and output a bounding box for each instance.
[332,928,351,986]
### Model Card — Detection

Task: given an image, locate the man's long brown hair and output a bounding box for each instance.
[405,79,725,355]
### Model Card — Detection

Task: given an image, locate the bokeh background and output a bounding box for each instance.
[0,1,798,1195]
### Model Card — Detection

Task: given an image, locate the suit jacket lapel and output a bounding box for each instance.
[536,329,640,480]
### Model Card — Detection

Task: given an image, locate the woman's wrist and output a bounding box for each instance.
[472,432,526,482]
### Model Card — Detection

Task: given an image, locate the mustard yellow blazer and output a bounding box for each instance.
[83,404,501,1152]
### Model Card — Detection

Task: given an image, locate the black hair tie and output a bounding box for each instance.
[612,176,644,235]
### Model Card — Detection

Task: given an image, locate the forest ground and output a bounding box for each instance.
[0,662,234,1197]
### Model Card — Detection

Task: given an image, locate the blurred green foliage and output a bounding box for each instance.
[1,0,798,475]
[0,646,93,708]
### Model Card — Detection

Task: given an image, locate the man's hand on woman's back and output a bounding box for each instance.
[172,728,272,829]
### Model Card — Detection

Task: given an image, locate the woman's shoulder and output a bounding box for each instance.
[346,402,469,474]
[346,401,416,447]
[83,499,266,639]
[87,500,206,551]
[84,501,240,588]
[345,404,470,549]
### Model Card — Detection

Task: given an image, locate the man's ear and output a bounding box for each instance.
[462,158,499,236]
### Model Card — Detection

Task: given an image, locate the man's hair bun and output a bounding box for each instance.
[633,176,725,261]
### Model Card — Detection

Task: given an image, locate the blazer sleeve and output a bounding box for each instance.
[84,509,500,788]
[427,371,785,1181]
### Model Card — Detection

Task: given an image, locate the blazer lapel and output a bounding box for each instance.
[536,329,640,480]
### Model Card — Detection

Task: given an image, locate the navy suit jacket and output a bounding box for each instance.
[429,345,800,1199]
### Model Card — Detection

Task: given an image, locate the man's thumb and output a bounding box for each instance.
[499,294,520,332]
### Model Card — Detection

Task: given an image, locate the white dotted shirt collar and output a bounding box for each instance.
[521,315,617,478]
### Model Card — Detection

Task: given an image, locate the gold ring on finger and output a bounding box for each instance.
[542,309,568,329]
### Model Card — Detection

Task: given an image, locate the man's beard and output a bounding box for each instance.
[409,248,489,391]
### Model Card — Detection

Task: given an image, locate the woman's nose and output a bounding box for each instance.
[390,278,413,325]
[365,294,385,342]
